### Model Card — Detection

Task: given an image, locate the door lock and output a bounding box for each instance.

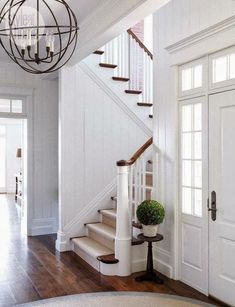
[208,191,217,221]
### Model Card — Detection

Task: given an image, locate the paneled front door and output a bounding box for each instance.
[209,90,235,306]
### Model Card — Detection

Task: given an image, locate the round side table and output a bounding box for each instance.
[135,233,164,284]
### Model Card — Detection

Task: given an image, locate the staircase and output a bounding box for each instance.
[80,28,153,133]
[71,29,156,277]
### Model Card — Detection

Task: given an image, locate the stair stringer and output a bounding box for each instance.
[56,178,117,252]
[80,54,152,136]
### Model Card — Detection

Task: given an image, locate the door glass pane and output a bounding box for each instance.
[194,161,202,188]
[182,68,192,91]
[12,100,23,113]
[182,105,192,132]
[229,53,235,79]
[194,103,202,131]
[0,99,10,113]
[182,187,192,215]
[194,65,202,88]
[194,189,202,217]
[182,133,192,159]
[194,132,202,159]
[0,136,6,189]
[0,125,6,135]
[182,160,192,186]
[213,56,227,83]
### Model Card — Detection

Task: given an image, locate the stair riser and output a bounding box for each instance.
[146,174,153,186]
[102,215,116,228]
[131,174,153,186]
[87,229,114,251]
[73,243,100,271]
[146,163,153,173]
[132,189,152,201]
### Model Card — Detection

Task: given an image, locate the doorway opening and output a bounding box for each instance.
[0,115,27,236]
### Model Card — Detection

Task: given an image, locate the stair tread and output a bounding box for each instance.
[99,63,117,68]
[86,223,116,241]
[99,209,117,219]
[125,90,142,94]
[72,237,113,258]
[137,102,153,107]
[93,50,104,55]
[112,77,130,82]
[97,254,119,264]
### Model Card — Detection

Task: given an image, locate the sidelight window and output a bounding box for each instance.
[181,102,202,217]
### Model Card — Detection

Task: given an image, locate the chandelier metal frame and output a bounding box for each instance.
[0,0,79,74]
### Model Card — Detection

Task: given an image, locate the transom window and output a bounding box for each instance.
[181,102,202,217]
[212,53,235,83]
[181,65,203,92]
[0,98,23,114]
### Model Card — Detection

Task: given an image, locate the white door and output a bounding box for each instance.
[209,90,235,306]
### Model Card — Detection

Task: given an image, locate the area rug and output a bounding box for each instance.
[19,292,215,307]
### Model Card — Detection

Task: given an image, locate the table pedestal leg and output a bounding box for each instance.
[135,241,164,284]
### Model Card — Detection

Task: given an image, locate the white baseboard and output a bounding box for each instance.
[29,217,57,236]
[132,257,173,279]
[56,231,72,252]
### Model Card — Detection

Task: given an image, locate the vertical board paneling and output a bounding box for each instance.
[0,63,58,232]
[60,64,148,229]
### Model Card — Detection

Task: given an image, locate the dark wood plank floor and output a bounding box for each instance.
[0,195,224,306]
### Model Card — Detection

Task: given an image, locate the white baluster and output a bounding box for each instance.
[142,153,146,202]
[138,159,141,204]
[116,164,132,276]
[134,162,138,222]
[129,164,134,219]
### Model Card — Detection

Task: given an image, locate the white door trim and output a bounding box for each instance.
[0,86,33,236]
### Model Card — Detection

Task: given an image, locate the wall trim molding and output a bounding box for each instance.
[57,178,117,252]
[166,15,235,54]
[132,257,172,279]
[29,218,57,236]
[79,61,152,137]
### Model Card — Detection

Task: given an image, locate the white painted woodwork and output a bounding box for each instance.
[81,55,152,133]
[101,31,153,104]
[115,165,132,276]
[153,0,235,282]
[0,63,58,235]
[58,64,148,250]
[209,90,235,306]
[70,0,170,65]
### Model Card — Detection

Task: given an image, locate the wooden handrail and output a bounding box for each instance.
[127,29,153,60]
[117,137,153,166]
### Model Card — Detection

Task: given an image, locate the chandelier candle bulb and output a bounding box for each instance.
[50,36,54,53]
[27,29,31,46]
[45,32,50,48]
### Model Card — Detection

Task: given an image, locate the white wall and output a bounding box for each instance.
[0,62,58,235]
[57,63,149,250]
[153,0,235,278]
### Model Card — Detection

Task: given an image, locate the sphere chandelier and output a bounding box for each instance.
[0,0,79,74]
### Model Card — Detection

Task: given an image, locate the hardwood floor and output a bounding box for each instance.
[0,194,224,306]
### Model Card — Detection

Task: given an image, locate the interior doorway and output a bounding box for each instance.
[0,116,27,234]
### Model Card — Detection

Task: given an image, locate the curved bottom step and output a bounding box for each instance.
[72,237,113,271]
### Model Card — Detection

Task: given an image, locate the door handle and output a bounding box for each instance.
[208,191,217,221]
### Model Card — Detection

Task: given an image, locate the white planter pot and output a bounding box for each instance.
[142,224,158,237]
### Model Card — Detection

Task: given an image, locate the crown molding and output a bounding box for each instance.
[166,15,235,54]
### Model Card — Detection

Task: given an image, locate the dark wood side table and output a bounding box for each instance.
[135,233,164,284]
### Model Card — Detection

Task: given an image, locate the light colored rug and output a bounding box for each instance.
[19,292,215,307]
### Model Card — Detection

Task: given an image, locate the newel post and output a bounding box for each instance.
[115,161,132,276]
